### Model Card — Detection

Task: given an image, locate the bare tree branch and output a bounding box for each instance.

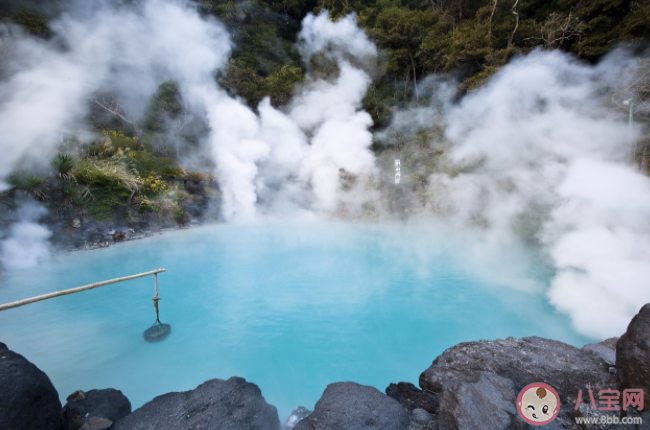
[505,0,520,59]
[90,91,143,150]
[524,11,584,49]
[488,0,498,36]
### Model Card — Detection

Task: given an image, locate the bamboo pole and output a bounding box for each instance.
[0,269,166,312]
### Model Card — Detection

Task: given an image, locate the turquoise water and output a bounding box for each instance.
[0,222,590,420]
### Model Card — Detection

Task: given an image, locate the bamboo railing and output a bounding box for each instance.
[0,269,166,312]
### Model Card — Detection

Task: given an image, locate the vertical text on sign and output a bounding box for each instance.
[395,159,401,184]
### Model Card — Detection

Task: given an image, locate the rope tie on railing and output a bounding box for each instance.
[153,273,161,323]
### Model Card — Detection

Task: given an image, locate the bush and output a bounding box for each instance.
[126,150,184,176]
[74,156,141,192]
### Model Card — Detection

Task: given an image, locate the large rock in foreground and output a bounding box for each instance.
[294,382,410,430]
[0,342,61,430]
[420,336,617,403]
[59,389,131,430]
[617,303,650,408]
[436,371,525,430]
[112,377,279,430]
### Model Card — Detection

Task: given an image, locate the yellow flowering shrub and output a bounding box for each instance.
[141,174,169,197]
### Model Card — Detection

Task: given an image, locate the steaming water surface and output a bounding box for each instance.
[0,222,590,420]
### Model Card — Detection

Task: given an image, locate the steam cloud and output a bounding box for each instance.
[205,11,378,220]
[419,50,650,338]
[0,202,51,270]
[0,0,648,339]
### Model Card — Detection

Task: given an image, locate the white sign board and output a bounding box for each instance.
[395,159,401,184]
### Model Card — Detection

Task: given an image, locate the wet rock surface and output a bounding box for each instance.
[112,377,279,430]
[59,388,131,430]
[0,342,62,430]
[617,303,650,408]
[294,382,410,430]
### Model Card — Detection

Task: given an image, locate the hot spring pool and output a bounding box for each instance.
[0,222,591,420]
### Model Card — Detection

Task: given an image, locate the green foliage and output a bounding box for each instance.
[200,0,309,108]
[7,174,48,200]
[51,154,76,182]
[619,1,650,40]
[86,183,132,220]
[85,132,137,158]
[144,80,183,132]
[126,150,184,176]
[220,59,268,106]
[72,156,140,220]
[315,0,647,102]
[266,64,304,105]
[12,8,50,36]
[74,156,141,192]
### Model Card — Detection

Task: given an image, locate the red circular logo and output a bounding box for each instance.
[517,383,560,426]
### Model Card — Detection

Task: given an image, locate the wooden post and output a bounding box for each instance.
[0,269,166,312]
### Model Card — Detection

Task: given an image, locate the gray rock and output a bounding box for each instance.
[0,342,61,430]
[419,336,617,404]
[112,377,279,430]
[386,382,439,414]
[408,408,436,430]
[436,371,525,430]
[599,337,619,350]
[59,388,131,430]
[294,382,410,430]
[582,343,616,366]
[410,408,433,425]
[282,406,311,429]
[617,303,650,409]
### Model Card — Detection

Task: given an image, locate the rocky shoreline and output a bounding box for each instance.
[2,304,650,430]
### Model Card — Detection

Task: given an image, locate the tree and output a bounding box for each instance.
[91,90,144,151]
[372,7,446,104]
[525,11,585,49]
[144,80,188,159]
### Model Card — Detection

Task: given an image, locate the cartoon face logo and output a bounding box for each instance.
[517,383,560,426]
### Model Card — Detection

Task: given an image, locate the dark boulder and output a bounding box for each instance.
[385,382,439,414]
[185,181,205,196]
[59,389,131,430]
[435,371,525,430]
[112,377,279,430]
[420,336,617,404]
[617,303,650,409]
[112,231,126,242]
[294,382,410,430]
[0,342,62,430]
